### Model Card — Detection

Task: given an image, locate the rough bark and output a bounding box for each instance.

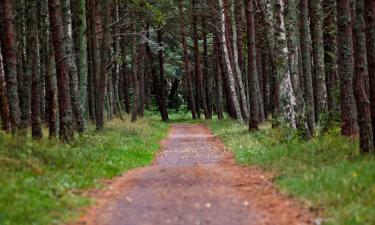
[310,0,328,120]
[178,0,197,119]
[337,0,358,136]
[353,0,374,153]
[156,30,169,121]
[0,43,11,131]
[78,0,88,118]
[246,0,260,130]
[365,0,375,147]
[218,0,243,122]
[27,0,43,139]
[0,0,22,132]
[192,0,210,119]
[300,0,316,135]
[48,0,75,141]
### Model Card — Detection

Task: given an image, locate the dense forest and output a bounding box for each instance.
[0,0,374,154]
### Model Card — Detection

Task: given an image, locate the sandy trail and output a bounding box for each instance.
[73,124,313,225]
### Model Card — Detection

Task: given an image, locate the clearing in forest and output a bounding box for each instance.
[73,124,313,225]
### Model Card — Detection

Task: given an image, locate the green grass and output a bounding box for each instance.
[0,116,169,225]
[208,119,375,225]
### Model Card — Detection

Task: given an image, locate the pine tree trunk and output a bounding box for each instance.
[310,0,328,120]
[120,36,131,114]
[78,0,88,118]
[365,0,375,147]
[192,0,210,119]
[48,0,75,141]
[0,43,11,131]
[156,30,169,121]
[353,0,374,153]
[246,0,260,130]
[46,36,58,138]
[62,0,85,133]
[337,0,358,136]
[27,0,43,139]
[218,0,243,122]
[300,0,316,135]
[178,0,197,119]
[213,34,224,120]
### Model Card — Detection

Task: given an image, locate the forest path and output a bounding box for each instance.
[73,124,313,225]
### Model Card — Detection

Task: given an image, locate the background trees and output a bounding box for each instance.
[0,0,374,154]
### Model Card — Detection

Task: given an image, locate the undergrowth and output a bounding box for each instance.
[0,116,169,225]
[208,119,375,225]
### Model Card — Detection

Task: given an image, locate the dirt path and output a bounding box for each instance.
[73,124,313,225]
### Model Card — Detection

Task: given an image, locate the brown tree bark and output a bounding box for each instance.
[0,0,22,132]
[192,0,210,119]
[0,43,11,132]
[156,29,169,121]
[246,0,260,130]
[27,0,43,139]
[178,0,197,119]
[365,0,375,147]
[48,0,75,141]
[353,0,374,153]
[95,0,111,130]
[337,0,358,136]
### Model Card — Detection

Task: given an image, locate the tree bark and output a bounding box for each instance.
[353,0,374,153]
[337,0,358,136]
[0,43,11,131]
[0,0,22,132]
[300,0,316,135]
[27,0,43,139]
[178,0,197,119]
[48,0,75,141]
[365,0,375,148]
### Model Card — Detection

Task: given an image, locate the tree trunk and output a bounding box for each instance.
[78,0,88,118]
[27,0,43,139]
[46,36,58,138]
[178,0,197,119]
[246,0,260,130]
[0,43,11,131]
[353,0,374,153]
[310,0,328,120]
[213,34,224,120]
[48,0,75,141]
[337,0,358,136]
[156,30,169,121]
[0,0,22,132]
[300,0,316,135]
[218,0,243,122]
[365,0,375,148]
[192,0,210,119]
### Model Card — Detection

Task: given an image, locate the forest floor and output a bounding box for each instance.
[71,124,313,225]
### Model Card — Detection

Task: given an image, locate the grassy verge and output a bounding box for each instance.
[0,116,169,225]
[208,119,375,225]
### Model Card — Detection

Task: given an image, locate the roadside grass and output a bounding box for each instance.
[0,116,169,225]
[208,119,375,225]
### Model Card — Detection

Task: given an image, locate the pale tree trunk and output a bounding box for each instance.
[275,0,297,128]
[78,0,88,118]
[285,0,309,135]
[218,0,243,122]
[231,0,249,121]
[62,0,85,133]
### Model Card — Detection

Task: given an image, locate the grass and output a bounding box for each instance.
[208,119,375,225]
[0,116,169,225]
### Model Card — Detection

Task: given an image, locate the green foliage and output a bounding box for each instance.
[0,117,169,225]
[208,119,375,225]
